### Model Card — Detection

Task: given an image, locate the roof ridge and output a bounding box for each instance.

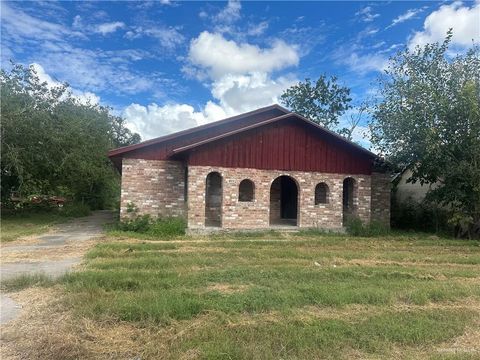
[108,104,289,157]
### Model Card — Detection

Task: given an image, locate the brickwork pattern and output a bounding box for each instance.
[120,159,186,220]
[371,172,391,227]
[187,166,372,230]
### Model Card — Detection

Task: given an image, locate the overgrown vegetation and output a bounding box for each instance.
[55,233,480,358]
[0,63,140,210]
[1,273,57,292]
[111,214,186,239]
[345,218,390,237]
[370,32,480,238]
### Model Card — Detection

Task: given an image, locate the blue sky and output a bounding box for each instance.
[1,1,479,147]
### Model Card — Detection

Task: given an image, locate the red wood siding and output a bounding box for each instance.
[122,108,286,161]
[186,119,373,175]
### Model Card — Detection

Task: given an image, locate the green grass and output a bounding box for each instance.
[1,273,58,291]
[60,233,480,358]
[0,212,65,242]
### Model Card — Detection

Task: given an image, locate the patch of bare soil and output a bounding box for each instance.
[204,283,250,294]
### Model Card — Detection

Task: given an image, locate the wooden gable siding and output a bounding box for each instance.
[185,119,373,174]
[123,108,286,161]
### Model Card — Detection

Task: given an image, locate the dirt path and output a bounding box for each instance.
[0,210,113,325]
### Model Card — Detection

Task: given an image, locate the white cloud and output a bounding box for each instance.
[95,21,125,35]
[387,8,424,28]
[337,51,388,75]
[123,103,201,139]
[210,72,296,114]
[0,2,85,42]
[30,63,100,105]
[124,26,185,50]
[124,32,300,139]
[214,0,241,24]
[188,31,299,79]
[409,1,480,49]
[355,6,380,22]
[247,21,269,36]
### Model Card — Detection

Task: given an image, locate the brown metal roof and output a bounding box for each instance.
[171,112,377,158]
[108,104,290,157]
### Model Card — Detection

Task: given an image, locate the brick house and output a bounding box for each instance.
[108,105,390,231]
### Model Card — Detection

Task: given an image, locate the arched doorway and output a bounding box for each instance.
[342,177,357,224]
[205,172,222,227]
[270,176,298,226]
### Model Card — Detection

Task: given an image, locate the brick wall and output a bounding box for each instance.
[371,172,391,227]
[187,166,372,230]
[120,158,186,220]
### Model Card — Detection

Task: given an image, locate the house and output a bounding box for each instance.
[108,105,390,231]
[393,167,437,204]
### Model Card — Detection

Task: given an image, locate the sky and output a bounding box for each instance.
[1,0,479,148]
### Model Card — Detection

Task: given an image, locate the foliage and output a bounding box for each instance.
[0,63,140,209]
[391,198,451,234]
[60,202,91,217]
[117,215,186,238]
[345,217,390,237]
[370,32,480,238]
[280,75,352,130]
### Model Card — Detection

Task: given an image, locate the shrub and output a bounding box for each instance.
[345,217,390,237]
[117,215,186,238]
[391,199,451,234]
[118,214,152,233]
[148,217,186,237]
[60,202,91,217]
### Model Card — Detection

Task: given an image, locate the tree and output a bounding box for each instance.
[280,75,352,130]
[1,63,141,208]
[370,32,480,238]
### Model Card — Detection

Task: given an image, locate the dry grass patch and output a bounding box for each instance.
[204,283,251,294]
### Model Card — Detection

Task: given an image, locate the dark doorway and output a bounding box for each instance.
[270,176,298,226]
[342,177,356,224]
[205,172,222,227]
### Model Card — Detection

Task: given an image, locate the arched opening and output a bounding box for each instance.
[343,177,357,224]
[315,182,329,205]
[238,179,254,202]
[205,172,222,227]
[270,175,298,226]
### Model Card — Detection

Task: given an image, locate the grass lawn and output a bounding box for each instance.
[39,232,479,359]
[0,212,65,242]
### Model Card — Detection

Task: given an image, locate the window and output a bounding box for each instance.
[238,179,254,202]
[315,182,329,205]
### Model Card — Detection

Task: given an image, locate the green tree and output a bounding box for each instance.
[280,75,352,131]
[1,63,140,209]
[370,32,480,238]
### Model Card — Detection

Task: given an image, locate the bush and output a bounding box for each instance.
[117,215,186,238]
[60,202,91,217]
[345,217,390,237]
[391,199,451,234]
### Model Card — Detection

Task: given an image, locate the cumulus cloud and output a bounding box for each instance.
[188,31,299,79]
[95,21,125,35]
[123,32,300,139]
[409,1,480,49]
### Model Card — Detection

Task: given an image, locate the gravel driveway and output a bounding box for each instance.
[0,210,114,325]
